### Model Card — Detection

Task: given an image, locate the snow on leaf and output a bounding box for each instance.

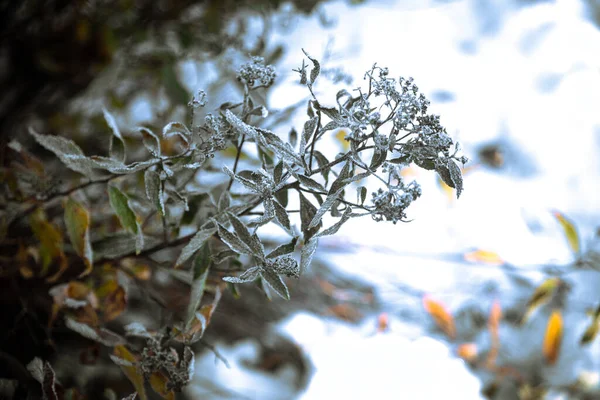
[266,237,298,259]
[227,212,264,257]
[300,238,318,275]
[138,127,161,157]
[223,266,261,284]
[103,108,126,163]
[144,169,164,216]
[316,206,352,238]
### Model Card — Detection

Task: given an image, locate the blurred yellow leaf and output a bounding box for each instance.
[456,343,478,363]
[149,372,175,400]
[463,249,504,266]
[423,295,456,340]
[334,129,350,151]
[113,345,147,400]
[376,312,389,333]
[552,210,580,255]
[521,277,562,324]
[580,304,600,345]
[103,286,127,322]
[543,310,563,365]
[30,209,67,279]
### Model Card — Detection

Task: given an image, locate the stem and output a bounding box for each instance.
[227,134,246,190]
[307,111,321,173]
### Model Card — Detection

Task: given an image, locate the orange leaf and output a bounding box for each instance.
[456,343,478,363]
[463,249,504,266]
[543,310,563,365]
[376,312,389,333]
[104,286,127,322]
[486,300,502,368]
[423,295,456,339]
[113,345,147,400]
[149,372,175,400]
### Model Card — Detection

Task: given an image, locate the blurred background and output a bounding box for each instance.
[2,0,600,399]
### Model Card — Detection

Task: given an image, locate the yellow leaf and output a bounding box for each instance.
[464,249,504,266]
[543,310,563,365]
[423,295,456,339]
[552,210,580,255]
[149,372,175,400]
[521,277,562,324]
[334,128,350,151]
[114,345,147,400]
[456,343,478,363]
[30,209,66,276]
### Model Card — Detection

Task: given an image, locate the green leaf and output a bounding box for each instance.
[103,108,126,163]
[369,146,387,171]
[161,64,189,106]
[144,170,164,216]
[266,237,298,259]
[329,161,351,195]
[29,128,94,177]
[358,186,367,205]
[260,268,290,300]
[553,210,580,255]
[175,227,217,267]
[93,233,160,261]
[296,174,326,192]
[64,197,93,277]
[108,186,138,234]
[256,127,303,165]
[186,242,211,330]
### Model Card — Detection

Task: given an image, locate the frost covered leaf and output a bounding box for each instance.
[329,161,352,195]
[216,221,255,256]
[163,122,192,143]
[182,346,195,382]
[369,146,387,171]
[316,206,352,238]
[186,242,210,330]
[436,159,463,199]
[218,191,231,213]
[309,187,344,229]
[121,394,137,400]
[272,255,299,277]
[300,238,318,275]
[223,166,260,192]
[224,110,258,139]
[124,322,153,338]
[29,128,94,177]
[223,266,261,283]
[175,227,217,267]
[358,186,367,205]
[65,318,125,346]
[138,127,161,157]
[227,213,264,257]
[296,174,326,192]
[423,295,456,340]
[273,160,284,185]
[104,108,126,163]
[299,192,320,239]
[272,198,291,233]
[543,310,563,365]
[312,150,330,183]
[94,233,160,261]
[26,357,44,383]
[266,237,298,259]
[300,116,318,154]
[144,170,164,216]
[64,197,93,277]
[257,127,303,165]
[113,345,147,400]
[552,210,580,255]
[302,49,320,84]
[260,267,290,300]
